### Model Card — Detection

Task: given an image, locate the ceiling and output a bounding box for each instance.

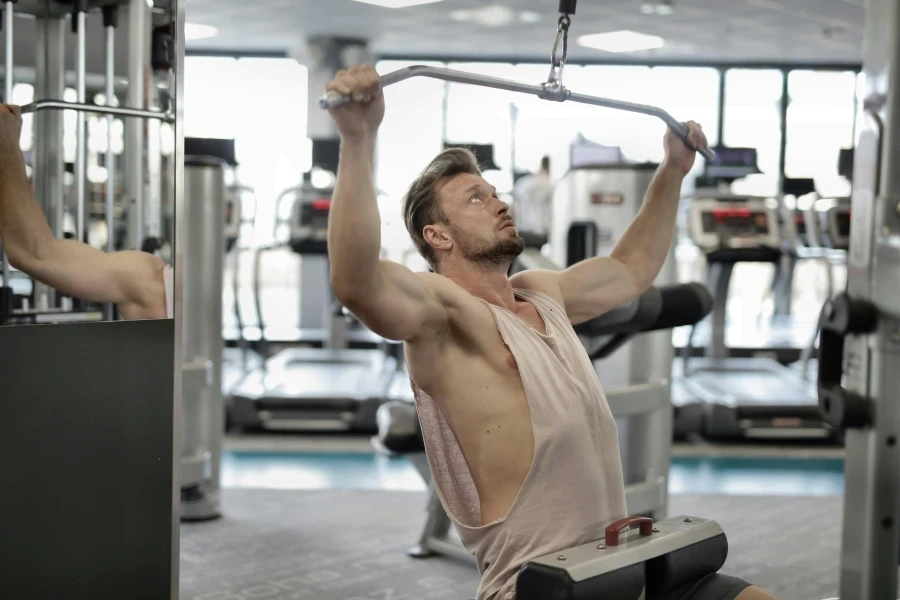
[184,0,865,65]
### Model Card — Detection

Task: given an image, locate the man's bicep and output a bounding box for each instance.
[557,256,642,324]
[340,260,449,342]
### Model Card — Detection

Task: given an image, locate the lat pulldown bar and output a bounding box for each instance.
[319,0,713,162]
[319,65,714,162]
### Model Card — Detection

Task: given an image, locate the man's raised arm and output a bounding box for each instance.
[551,121,709,324]
[326,65,447,342]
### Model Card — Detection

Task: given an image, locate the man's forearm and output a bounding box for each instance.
[327,135,382,294]
[0,152,54,267]
[610,160,685,288]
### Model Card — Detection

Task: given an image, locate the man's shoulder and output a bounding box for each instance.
[413,270,482,310]
[510,269,567,309]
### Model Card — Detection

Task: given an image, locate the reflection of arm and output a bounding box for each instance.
[0,150,167,319]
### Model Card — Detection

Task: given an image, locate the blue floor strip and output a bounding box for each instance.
[221,451,846,496]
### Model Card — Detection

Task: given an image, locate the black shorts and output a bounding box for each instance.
[662,573,752,600]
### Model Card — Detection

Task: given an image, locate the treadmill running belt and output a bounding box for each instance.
[686,371,815,406]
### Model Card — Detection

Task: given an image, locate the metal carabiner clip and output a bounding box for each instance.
[542,15,571,101]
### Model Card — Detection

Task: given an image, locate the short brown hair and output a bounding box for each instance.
[402,147,482,271]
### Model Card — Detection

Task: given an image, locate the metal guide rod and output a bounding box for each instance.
[127,0,147,251]
[75,4,87,246]
[105,19,115,255]
[20,99,174,121]
[103,5,117,321]
[1,1,14,300]
[319,65,715,161]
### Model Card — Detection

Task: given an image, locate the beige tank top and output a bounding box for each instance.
[411,288,627,600]
[163,264,174,319]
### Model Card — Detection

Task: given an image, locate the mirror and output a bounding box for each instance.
[0,0,178,325]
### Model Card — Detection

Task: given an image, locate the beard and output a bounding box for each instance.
[450,224,525,270]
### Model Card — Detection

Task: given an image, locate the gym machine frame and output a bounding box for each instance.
[815,0,900,595]
[318,0,715,163]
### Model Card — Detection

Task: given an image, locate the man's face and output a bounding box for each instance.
[432,172,525,269]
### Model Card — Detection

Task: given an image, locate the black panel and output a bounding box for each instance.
[312,138,342,173]
[443,142,501,171]
[184,137,237,166]
[516,561,645,600]
[0,319,175,600]
[566,221,598,267]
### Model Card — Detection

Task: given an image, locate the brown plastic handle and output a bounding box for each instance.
[605,517,654,546]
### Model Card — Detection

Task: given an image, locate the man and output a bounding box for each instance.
[511,155,553,236]
[325,65,777,600]
[0,104,171,320]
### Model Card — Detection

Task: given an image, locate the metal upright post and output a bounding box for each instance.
[0,0,15,317]
[103,4,118,321]
[818,0,900,597]
[32,16,66,310]
[73,1,87,249]
[126,0,149,250]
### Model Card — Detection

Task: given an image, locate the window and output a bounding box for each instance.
[445,62,520,193]
[511,65,719,192]
[183,56,308,246]
[375,60,445,264]
[784,70,857,198]
[722,69,784,196]
[652,67,721,192]
[232,58,308,246]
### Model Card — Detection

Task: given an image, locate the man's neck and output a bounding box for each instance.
[442,262,517,310]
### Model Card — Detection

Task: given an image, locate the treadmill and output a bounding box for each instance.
[794,149,853,382]
[228,141,399,433]
[674,147,830,440]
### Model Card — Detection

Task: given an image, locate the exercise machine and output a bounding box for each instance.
[228,160,399,433]
[784,151,852,382]
[674,147,828,440]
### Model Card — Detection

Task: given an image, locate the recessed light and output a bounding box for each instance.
[641,0,674,15]
[451,6,515,27]
[348,0,443,7]
[577,30,665,53]
[520,11,541,23]
[184,23,218,41]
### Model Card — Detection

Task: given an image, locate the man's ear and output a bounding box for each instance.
[424,224,452,253]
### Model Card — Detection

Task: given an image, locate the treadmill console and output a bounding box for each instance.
[224,191,241,253]
[289,193,331,255]
[689,197,781,256]
[820,204,851,250]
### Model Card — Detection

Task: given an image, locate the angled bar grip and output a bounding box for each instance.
[817,292,878,429]
[21,100,174,122]
[605,517,655,546]
[319,65,714,161]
